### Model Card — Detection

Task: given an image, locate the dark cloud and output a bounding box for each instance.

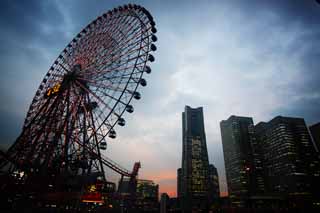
[0,112,22,150]
[274,96,320,125]
[0,0,65,45]
[234,0,320,27]
[0,0,67,147]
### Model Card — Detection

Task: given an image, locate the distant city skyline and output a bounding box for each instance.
[1,0,320,197]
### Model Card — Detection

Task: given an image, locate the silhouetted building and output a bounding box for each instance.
[220,116,265,207]
[161,194,181,213]
[168,197,180,212]
[180,106,219,211]
[103,181,116,193]
[255,116,320,205]
[136,179,159,211]
[177,168,182,198]
[118,177,131,195]
[117,178,158,211]
[209,164,220,204]
[160,193,169,213]
[310,122,320,152]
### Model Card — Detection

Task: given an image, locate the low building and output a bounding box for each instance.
[160,193,169,213]
[136,179,159,212]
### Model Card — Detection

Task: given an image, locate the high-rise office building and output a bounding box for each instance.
[208,164,220,203]
[255,116,320,201]
[180,106,218,211]
[310,122,320,152]
[220,116,265,207]
[221,115,320,208]
[177,168,182,198]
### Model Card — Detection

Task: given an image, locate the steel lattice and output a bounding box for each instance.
[1,4,157,179]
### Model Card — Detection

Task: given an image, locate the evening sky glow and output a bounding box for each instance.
[1,0,320,197]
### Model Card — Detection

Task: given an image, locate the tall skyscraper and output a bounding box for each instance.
[177,168,182,198]
[220,116,265,207]
[180,106,218,211]
[208,164,220,203]
[255,116,320,203]
[310,122,320,152]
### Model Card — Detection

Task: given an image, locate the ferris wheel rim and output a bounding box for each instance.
[4,4,157,175]
[23,4,156,140]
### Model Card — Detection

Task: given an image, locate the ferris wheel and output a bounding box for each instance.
[1,4,157,179]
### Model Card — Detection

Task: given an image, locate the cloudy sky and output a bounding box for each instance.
[1,0,320,197]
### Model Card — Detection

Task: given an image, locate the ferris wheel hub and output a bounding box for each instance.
[61,64,85,86]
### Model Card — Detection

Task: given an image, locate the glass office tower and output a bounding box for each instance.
[180,106,210,211]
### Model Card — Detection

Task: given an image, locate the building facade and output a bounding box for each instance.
[310,122,320,152]
[180,106,218,211]
[208,164,220,205]
[160,193,169,213]
[220,116,265,207]
[255,116,320,204]
[221,115,320,209]
[177,168,182,198]
[135,179,159,211]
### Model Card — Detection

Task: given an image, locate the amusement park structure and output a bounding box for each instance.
[0,4,157,211]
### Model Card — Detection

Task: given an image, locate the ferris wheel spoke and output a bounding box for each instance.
[83,50,148,77]
[61,87,84,163]
[83,63,144,79]
[27,93,68,164]
[76,76,136,95]
[58,62,71,73]
[90,110,112,137]
[79,19,149,72]
[69,15,130,69]
[74,80,120,118]
[79,42,139,75]
[95,86,128,106]
[82,37,147,74]
[90,27,150,68]
[90,69,143,83]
